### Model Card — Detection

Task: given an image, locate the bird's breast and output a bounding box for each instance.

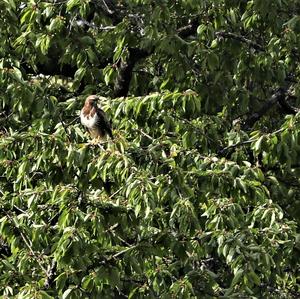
[80,109,99,128]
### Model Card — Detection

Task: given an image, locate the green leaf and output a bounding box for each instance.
[55,272,68,290]
[253,136,264,152]
[67,0,81,11]
[62,288,73,299]
[74,67,86,82]
[231,268,244,287]
[39,291,54,299]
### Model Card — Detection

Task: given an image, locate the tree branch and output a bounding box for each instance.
[113,48,152,97]
[219,128,284,156]
[278,94,300,114]
[177,19,199,38]
[243,88,286,129]
[21,61,77,79]
[44,260,57,289]
[215,31,265,51]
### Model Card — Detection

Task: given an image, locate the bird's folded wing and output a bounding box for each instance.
[96,108,113,138]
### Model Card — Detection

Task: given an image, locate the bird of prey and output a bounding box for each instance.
[80,95,113,141]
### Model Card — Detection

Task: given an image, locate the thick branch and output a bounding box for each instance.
[21,61,77,78]
[243,88,286,129]
[88,0,123,24]
[113,48,152,97]
[44,260,57,289]
[215,31,265,51]
[278,94,300,114]
[177,19,199,38]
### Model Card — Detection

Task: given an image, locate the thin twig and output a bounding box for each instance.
[101,0,114,14]
[58,114,72,142]
[136,128,154,141]
[51,0,68,5]
[20,232,48,274]
[106,224,131,246]
[109,187,123,199]
[216,31,265,51]
[221,138,258,152]
[5,212,48,275]
[66,116,80,126]
[13,205,29,215]
[112,244,138,259]
[220,128,284,153]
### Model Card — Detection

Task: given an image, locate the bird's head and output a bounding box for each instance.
[85,95,99,107]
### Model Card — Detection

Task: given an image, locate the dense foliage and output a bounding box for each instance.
[1,0,300,298]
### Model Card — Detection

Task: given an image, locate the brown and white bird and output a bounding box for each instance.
[80,95,113,141]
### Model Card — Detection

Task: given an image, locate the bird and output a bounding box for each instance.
[80,95,113,141]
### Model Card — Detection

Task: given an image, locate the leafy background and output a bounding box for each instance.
[0,0,300,298]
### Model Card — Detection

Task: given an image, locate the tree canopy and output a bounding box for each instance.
[1,0,300,298]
